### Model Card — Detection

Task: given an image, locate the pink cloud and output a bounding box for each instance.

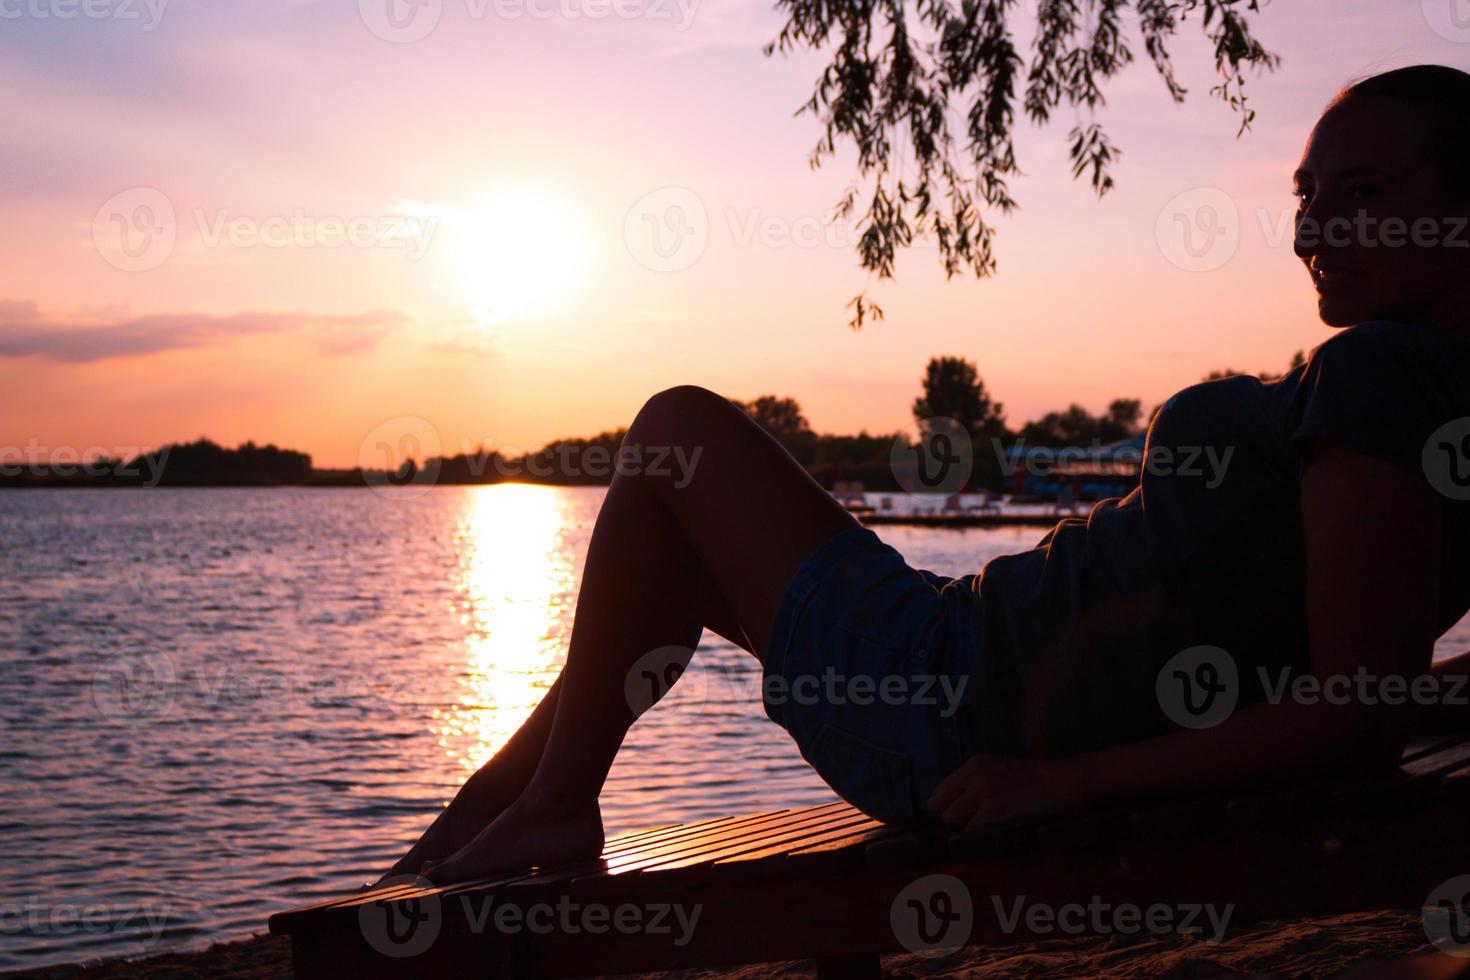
[0,300,408,362]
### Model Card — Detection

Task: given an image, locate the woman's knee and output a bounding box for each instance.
[628,385,736,447]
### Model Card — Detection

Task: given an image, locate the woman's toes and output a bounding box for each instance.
[421,847,511,884]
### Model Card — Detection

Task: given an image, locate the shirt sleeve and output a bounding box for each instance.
[1289,323,1443,475]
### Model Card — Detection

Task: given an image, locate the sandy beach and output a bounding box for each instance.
[5,909,1434,979]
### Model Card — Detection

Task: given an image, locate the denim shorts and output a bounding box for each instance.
[762,526,986,826]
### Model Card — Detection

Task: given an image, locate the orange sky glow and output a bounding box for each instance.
[3,0,1467,466]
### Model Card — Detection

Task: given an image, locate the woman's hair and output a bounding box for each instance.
[1329,64,1470,195]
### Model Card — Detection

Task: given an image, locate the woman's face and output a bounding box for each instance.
[1293,96,1470,330]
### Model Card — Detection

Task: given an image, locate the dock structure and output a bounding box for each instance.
[270,732,1470,978]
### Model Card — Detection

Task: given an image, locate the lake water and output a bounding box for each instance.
[2,486,1465,971]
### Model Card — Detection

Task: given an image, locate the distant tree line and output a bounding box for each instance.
[0,439,311,488]
[726,348,1302,492]
[726,357,1150,492]
[5,350,1304,491]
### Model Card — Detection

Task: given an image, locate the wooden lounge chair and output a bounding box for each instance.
[269,733,1470,978]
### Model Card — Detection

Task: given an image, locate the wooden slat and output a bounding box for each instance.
[786,823,897,857]
[1402,737,1470,779]
[603,821,678,846]
[614,809,875,874]
[630,814,879,891]
[595,803,854,874]
[514,804,857,895]
[1401,733,1467,764]
[701,815,883,866]
[775,824,899,877]
[716,820,920,880]
[597,811,770,860]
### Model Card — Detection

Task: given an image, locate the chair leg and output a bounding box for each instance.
[815,952,882,979]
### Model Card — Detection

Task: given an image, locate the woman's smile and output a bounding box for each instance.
[1307,261,1368,293]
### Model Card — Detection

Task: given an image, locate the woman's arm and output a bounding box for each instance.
[929,444,1442,830]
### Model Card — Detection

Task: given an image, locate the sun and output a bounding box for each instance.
[451,189,588,324]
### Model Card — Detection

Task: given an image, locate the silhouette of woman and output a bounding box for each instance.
[381,65,1470,884]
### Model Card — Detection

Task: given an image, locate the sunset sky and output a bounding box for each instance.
[3,0,1467,467]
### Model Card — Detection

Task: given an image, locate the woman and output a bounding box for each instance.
[385,64,1470,885]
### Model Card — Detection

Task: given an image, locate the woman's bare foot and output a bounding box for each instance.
[421,791,604,883]
[371,784,505,888]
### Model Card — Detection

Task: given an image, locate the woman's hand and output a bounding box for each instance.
[926,754,1088,832]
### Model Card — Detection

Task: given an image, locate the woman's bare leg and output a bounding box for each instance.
[423,386,857,881]
[378,536,750,883]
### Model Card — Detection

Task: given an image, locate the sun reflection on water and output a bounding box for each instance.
[436,484,574,776]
